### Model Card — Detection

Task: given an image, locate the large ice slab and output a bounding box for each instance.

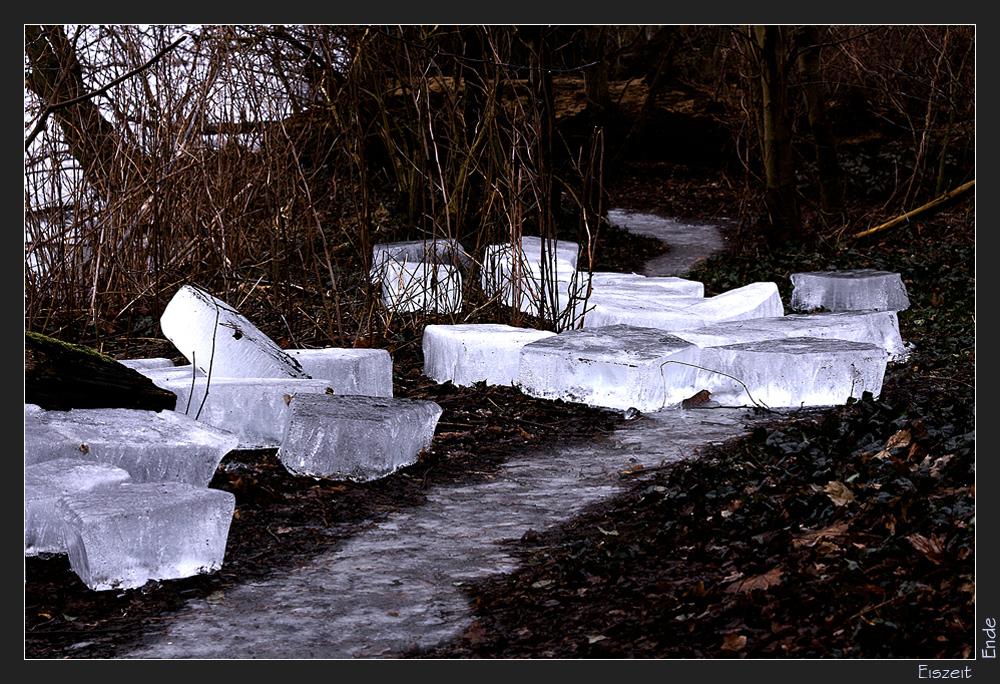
[160,285,308,379]
[25,459,132,557]
[693,337,888,408]
[288,347,393,397]
[56,482,236,591]
[675,310,908,361]
[790,269,910,312]
[159,376,338,448]
[516,325,702,412]
[582,282,781,331]
[423,323,557,387]
[380,261,463,314]
[118,358,175,371]
[587,272,705,297]
[24,406,238,486]
[278,394,442,482]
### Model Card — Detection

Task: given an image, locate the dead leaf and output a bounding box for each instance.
[875,429,911,459]
[682,389,711,408]
[727,567,783,593]
[792,522,849,548]
[721,632,747,651]
[821,481,855,506]
[587,635,607,644]
[907,533,947,564]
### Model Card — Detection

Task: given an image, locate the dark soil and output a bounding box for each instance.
[23,165,975,660]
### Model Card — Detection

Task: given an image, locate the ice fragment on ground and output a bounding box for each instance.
[790,269,910,312]
[25,459,132,557]
[586,272,705,297]
[159,376,339,448]
[423,323,557,387]
[24,407,238,486]
[160,285,308,379]
[516,324,702,413]
[56,481,236,591]
[278,394,442,482]
[288,347,393,397]
[693,336,888,408]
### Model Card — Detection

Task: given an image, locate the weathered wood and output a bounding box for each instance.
[24,332,177,412]
[851,180,975,240]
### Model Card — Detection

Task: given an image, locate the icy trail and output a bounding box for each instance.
[122,212,758,659]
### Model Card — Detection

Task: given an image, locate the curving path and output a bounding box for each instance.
[122,212,757,659]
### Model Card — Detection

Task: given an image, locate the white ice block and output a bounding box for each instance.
[288,347,393,397]
[380,261,463,314]
[693,337,888,408]
[423,323,557,387]
[56,482,236,591]
[370,238,472,283]
[25,459,132,557]
[587,272,705,297]
[516,325,703,412]
[160,376,339,449]
[790,270,910,312]
[674,310,908,361]
[278,394,443,482]
[24,407,238,486]
[139,363,205,386]
[481,237,579,309]
[684,281,784,323]
[160,285,308,380]
[582,298,709,331]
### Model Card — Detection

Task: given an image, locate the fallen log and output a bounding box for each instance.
[24,331,177,412]
[851,180,975,240]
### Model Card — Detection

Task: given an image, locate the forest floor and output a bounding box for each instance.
[24,118,976,659]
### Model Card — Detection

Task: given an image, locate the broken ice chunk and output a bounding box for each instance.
[160,285,308,380]
[278,394,442,482]
[25,459,132,557]
[790,270,910,312]
[57,482,236,591]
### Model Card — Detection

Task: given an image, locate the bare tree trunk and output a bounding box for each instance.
[794,25,845,226]
[24,25,148,199]
[747,25,800,246]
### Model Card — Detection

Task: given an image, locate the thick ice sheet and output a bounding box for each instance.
[160,285,308,379]
[159,376,339,448]
[57,482,235,591]
[380,261,463,313]
[288,347,393,397]
[25,459,132,557]
[790,269,910,312]
[423,323,556,387]
[24,405,238,486]
[693,336,889,408]
[279,394,443,482]
[516,325,702,412]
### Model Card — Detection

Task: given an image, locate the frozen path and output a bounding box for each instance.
[122,211,751,659]
[607,209,728,277]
